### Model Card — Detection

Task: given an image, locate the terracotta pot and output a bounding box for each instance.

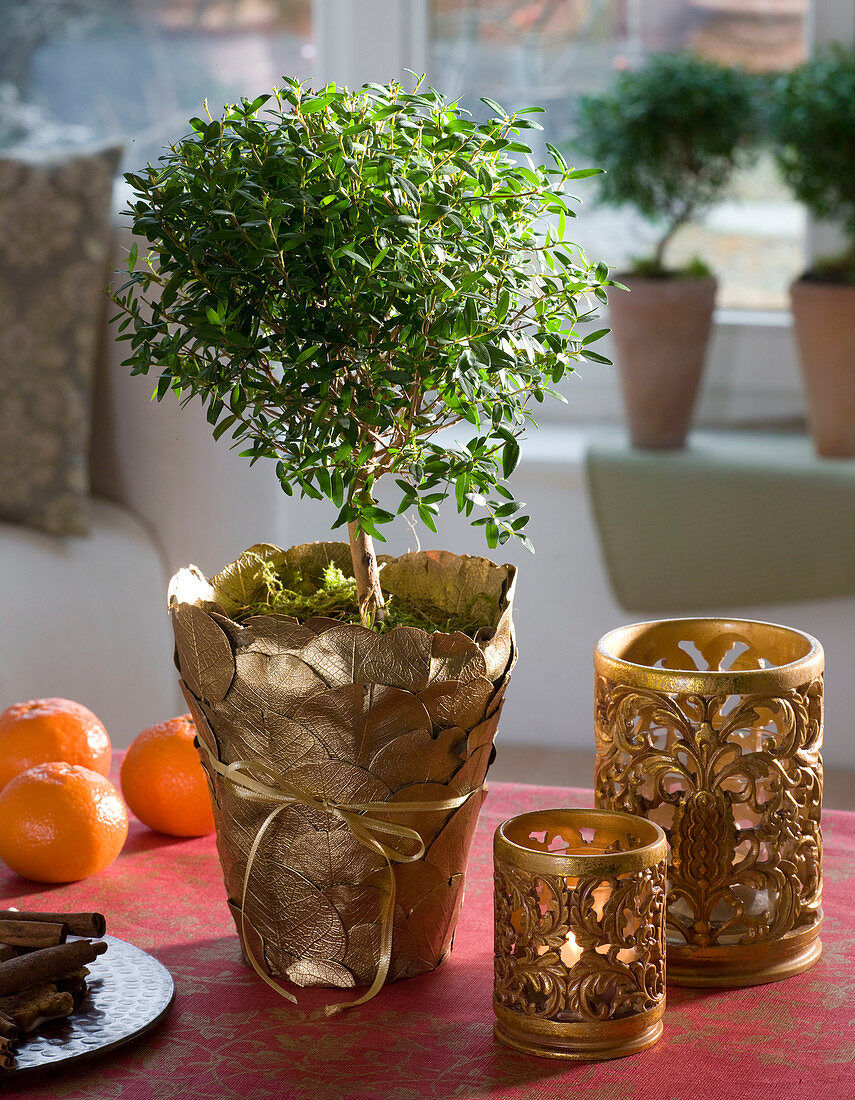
[790,280,855,458]
[608,275,717,449]
[168,543,516,994]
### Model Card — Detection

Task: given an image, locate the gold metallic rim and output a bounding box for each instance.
[494,808,667,877]
[667,920,822,987]
[594,617,824,695]
[493,1001,664,1061]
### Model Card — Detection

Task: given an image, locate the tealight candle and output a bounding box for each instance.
[493,807,667,1061]
[560,929,582,969]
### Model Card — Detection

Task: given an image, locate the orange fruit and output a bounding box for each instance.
[0,698,111,792]
[120,715,215,838]
[0,762,128,882]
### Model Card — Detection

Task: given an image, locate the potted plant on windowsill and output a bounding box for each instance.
[111,77,611,1010]
[575,52,759,449]
[770,44,855,457]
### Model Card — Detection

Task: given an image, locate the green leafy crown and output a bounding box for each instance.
[112,76,612,551]
[770,45,855,246]
[574,52,759,269]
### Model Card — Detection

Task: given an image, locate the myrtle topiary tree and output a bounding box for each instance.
[574,52,759,275]
[769,45,855,282]
[111,76,612,622]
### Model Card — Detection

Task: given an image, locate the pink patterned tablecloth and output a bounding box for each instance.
[1,763,854,1099]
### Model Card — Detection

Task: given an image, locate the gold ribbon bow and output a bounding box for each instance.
[195,737,479,1016]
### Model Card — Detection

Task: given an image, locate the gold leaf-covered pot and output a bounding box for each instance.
[168,543,516,995]
[594,617,823,987]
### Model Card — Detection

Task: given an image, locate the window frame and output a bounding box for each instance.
[312,0,855,428]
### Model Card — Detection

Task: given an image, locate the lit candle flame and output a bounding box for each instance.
[561,930,582,968]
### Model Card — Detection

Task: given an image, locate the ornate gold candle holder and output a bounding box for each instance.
[594,618,823,987]
[493,808,667,1061]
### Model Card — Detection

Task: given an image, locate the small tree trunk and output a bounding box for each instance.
[652,225,676,273]
[348,521,385,625]
[653,213,691,273]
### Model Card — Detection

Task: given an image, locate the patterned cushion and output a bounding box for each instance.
[0,143,121,535]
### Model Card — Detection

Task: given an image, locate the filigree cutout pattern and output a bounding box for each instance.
[493,854,666,1024]
[594,672,823,949]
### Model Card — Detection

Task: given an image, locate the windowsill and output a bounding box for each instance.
[519,421,817,459]
[715,308,793,329]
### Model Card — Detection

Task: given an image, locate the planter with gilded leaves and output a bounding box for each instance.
[168,541,516,1008]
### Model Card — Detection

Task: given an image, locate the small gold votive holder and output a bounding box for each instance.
[594,618,824,988]
[493,808,667,1061]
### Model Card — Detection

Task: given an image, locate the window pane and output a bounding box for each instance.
[1,1,314,170]
[430,0,808,310]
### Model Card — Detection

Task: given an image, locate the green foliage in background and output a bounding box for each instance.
[574,52,760,275]
[769,45,855,282]
[112,78,612,579]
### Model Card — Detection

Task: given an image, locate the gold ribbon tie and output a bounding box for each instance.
[195,737,478,1016]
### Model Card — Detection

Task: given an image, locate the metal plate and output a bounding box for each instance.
[10,934,175,1075]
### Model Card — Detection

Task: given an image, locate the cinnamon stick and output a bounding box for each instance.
[0,940,107,997]
[55,968,89,1003]
[0,1012,19,1041]
[0,911,106,938]
[0,948,17,964]
[0,919,67,949]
